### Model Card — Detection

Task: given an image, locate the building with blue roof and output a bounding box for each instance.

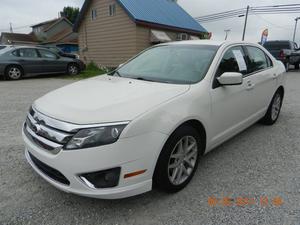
[74,0,208,67]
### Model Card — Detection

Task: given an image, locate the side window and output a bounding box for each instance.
[294,42,298,50]
[216,46,247,78]
[19,48,39,58]
[265,54,273,67]
[39,49,57,59]
[109,4,116,16]
[91,8,97,20]
[11,50,19,57]
[246,46,268,73]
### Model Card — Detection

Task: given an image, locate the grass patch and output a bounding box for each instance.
[62,62,111,80]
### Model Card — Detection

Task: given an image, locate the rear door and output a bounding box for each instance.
[17,48,41,74]
[37,49,66,73]
[244,46,278,114]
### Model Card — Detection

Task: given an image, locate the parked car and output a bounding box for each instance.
[37,45,79,59]
[23,41,286,199]
[0,46,85,80]
[0,45,8,50]
[263,40,300,70]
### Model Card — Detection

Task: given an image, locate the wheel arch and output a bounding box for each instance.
[161,119,207,157]
[5,64,24,74]
[277,86,284,98]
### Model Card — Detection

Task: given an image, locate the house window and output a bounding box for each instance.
[109,4,116,16]
[91,8,97,20]
[177,33,189,41]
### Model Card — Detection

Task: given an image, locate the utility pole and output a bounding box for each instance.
[293,17,300,42]
[224,29,231,40]
[9,22,13,33]
[242,5,250,41]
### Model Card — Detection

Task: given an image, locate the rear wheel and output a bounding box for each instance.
[5,65,23,80]
[260,91,283,125]
[153,125,204,193]
[67,64,80,75]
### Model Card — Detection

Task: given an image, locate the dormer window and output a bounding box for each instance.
[109,4,116,16]
[91,8,97,20]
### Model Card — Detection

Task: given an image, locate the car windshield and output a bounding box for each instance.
[117,45,218,84]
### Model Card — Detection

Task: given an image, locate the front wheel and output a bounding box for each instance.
[153,125,203,193]
[260,91,283,125]
[67,64,80,75]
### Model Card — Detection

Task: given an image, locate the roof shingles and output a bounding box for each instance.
[117,0,206,33]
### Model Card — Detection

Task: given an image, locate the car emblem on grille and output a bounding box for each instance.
[32,122,42,134]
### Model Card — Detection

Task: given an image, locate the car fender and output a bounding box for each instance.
[122,82,212,150]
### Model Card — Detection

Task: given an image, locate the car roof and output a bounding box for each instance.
[161,40,261,47]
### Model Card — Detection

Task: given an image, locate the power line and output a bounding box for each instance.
[251,12,293,31]
[196,4,300,23]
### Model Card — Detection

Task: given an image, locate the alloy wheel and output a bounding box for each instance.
[271,93,282,121]
[8,67,22,80]
[168,136,198,186]
[69,65,79,75]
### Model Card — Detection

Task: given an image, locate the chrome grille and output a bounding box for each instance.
[24,107,75,153]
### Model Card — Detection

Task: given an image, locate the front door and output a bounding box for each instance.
[209,45,256,147]
[38,49,66,73]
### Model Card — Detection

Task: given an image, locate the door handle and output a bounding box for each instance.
[272,73,278,79]
[246,80,255,90]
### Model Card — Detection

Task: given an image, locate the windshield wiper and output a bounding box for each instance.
[108,70,122,77]
[133,77,170,83]
[134,77,156,82]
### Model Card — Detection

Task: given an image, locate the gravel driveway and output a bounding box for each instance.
[0,73,299,225]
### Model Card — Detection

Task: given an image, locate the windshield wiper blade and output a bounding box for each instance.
[134,77,156,82]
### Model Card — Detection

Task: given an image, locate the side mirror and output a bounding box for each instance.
[217,72,243,86]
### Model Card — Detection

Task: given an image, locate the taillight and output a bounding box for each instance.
[279,50,285,60]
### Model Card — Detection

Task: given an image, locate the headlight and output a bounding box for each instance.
[65,124,127,150]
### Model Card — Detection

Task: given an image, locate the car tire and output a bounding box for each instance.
[67,64,80,75]
[5,65,23,80]
[285,62,289,72]
[260,90,283,125]
[153,125,204,193]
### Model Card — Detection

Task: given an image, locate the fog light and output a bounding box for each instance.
[79,167,121,189]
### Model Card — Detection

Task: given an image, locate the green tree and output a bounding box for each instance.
[61,6,80,24]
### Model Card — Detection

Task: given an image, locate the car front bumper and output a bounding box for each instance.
[23,129,167,199]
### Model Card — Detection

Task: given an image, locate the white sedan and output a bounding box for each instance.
[22,41,286,199]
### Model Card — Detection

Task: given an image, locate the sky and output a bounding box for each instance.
[0,0,299,43]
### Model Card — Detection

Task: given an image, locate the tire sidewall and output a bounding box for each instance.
[261,91,283,125]
[153,125,204,192]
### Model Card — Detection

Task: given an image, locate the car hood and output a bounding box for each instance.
[34,75,190,124]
